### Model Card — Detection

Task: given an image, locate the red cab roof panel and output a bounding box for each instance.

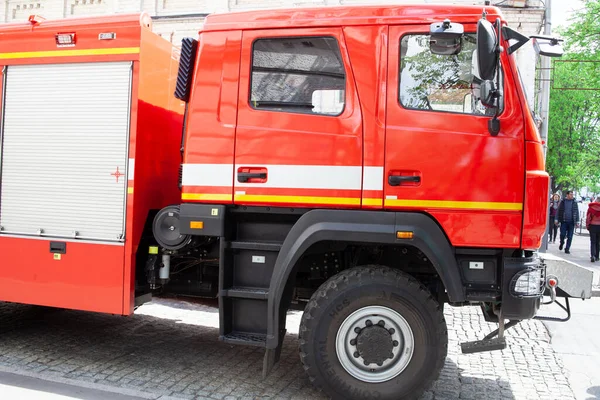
[202,5,503,32]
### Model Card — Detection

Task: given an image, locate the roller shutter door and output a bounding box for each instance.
[0,62,132,242]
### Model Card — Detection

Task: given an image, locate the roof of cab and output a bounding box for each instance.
[202,4,503,32]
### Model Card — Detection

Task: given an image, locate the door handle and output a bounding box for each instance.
[238,172,267,182]
[388,175,421,186]
[237,167,268,183]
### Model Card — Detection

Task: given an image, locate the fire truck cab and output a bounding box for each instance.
[153,5,573,399]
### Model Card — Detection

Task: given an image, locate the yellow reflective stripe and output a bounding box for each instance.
[235,194,361,206]
[127,187,134,195]
[385,199,522,211]
[182,193,231,201]
[182,193,520,210]
[0,47,140,60]
[362,198,383,206]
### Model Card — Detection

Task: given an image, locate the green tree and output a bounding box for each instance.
[547,0,600,194]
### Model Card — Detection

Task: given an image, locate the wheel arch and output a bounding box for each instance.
[266,209,464,349]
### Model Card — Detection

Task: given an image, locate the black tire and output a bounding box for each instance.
[299,266,447,400]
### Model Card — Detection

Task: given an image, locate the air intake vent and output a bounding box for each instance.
[178,164,183,190]
[174,37,199,102]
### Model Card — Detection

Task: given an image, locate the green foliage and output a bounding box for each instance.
[547,0,600,193]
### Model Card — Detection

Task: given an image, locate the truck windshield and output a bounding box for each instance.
[400,33,502,116]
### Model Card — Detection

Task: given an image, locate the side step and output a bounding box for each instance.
[461,316,515,354]
[221,287,269,300]
[221,332,267,347]
[460,337,506,354]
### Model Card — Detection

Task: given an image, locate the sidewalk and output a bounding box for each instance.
[543,231,600,400]
[545,231,600,287]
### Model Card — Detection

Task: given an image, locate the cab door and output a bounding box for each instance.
[385,25,525,248]
[234,28,363,208]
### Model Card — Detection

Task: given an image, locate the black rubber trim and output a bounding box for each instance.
[265,209,463,348]
[174,37,199,102]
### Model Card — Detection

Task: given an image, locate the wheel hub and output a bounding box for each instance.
[336,306,414,383]
[356,325,394,365]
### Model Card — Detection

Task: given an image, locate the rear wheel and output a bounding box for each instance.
[299,266,447,400]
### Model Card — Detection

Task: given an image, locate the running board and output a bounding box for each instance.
[461,337,506,354]
[461,316,516,354]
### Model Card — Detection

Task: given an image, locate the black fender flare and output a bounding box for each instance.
[266,209,464,349]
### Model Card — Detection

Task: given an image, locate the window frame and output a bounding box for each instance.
[397,31,506,118]
[249,35,347,117]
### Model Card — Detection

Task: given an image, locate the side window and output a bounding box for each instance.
[250,37,346,116]
[399,34,502,115]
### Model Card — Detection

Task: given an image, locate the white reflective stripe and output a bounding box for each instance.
[235,165,362,190]
[182,163,234,187]
[363,166,384,191]
[128,158,135,180]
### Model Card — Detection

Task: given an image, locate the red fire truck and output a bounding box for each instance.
[0,5,591,400]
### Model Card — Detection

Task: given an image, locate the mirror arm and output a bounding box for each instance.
[502,26,530,55]
[489,116,501,136]
[488,18,504,136]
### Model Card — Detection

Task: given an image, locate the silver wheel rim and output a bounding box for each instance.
[335,306,414,383]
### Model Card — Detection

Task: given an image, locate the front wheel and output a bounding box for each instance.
[299,266,447,400]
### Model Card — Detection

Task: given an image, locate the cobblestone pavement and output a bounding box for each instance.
[0,298,575,400]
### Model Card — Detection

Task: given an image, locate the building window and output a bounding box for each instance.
[250,37,346,116]
[399,34,502,115]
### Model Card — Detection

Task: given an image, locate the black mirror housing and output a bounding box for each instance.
[429,19,464,55]
[532,37,564,58]
[480,80,498,108]
[477,19,499,81]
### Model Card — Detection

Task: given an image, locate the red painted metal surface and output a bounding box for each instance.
[180,30,242,204]
[122,28,185,315]
[0,237,125,314]
[201,5,504,32]
[0,13,183,315]
[233,27,363,208]
[180,5,548,249]
[343,25,388,209]
[384,24,525,248]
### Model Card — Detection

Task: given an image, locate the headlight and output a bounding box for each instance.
[510,268,543,297]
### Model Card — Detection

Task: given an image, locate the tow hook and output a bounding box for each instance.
[543,275,559,305]
[535,275,572,323]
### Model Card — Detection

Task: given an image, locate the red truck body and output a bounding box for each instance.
[0,13,183,315]
[0,5,572,400]
[181,5,546,250]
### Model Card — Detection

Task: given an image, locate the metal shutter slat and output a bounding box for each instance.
[0,62,132,241]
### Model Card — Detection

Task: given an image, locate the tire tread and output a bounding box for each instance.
[299,265,447,400]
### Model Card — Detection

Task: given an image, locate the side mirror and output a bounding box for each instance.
[476,19,499,81]
[532,36,564,58]
[429,19,464,55]
[480,80,498,108]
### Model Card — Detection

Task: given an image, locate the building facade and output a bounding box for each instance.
[0,0,545,108]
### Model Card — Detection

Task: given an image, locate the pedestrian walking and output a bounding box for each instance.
[549,193,560,243]
[586,197,600,262]
[556,190,579,254]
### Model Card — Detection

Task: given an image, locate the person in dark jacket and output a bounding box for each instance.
[555,191,579,254]
[548,193,560,243]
